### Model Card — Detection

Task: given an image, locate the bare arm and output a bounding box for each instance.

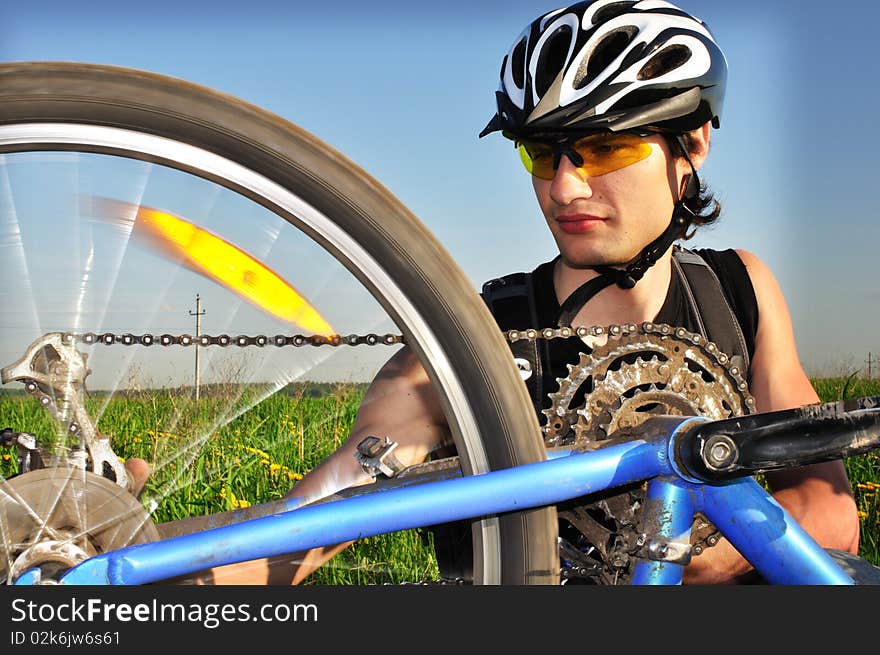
[683,249,860,584]
[203,346,450,584]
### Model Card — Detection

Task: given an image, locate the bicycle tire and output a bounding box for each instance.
[0,61,558,584]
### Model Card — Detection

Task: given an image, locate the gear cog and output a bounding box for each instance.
[544,322,754,446]
[541,322,755,583]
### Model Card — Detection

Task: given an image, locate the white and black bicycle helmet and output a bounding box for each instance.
[479,0,727,139]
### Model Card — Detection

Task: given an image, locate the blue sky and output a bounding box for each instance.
[2,0,879,377]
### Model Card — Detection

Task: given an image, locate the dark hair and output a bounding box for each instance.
[666,132,721,238]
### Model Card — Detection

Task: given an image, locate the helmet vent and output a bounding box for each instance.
[592,1,639,26]
[534,24,573,98]
[574,27,636,90]
[511,38,527,88]
[637,44,692,81]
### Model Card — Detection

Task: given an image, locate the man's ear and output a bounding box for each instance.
[688,121,712,170]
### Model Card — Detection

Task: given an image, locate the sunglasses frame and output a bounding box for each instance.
[509,128,659,180]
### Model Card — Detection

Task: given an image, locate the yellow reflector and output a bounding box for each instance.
[91,198,334,336]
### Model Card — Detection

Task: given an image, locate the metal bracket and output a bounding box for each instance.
[355,435,406,479]
[634,533,693,566]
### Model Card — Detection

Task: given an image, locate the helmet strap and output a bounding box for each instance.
[556,135,700,328]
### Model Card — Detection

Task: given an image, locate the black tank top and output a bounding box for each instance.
[433,249,760,582]
[493,248,758,425]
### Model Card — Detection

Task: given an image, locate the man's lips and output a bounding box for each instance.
[555,213,606,234]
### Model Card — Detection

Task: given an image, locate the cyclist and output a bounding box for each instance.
[126,0,859,584]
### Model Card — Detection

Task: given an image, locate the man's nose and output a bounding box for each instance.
[549,155,592,205]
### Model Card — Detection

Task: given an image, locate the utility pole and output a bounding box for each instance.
[189,294,206,400]
[867,352,875,380]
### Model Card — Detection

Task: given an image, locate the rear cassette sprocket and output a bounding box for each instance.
[0,468,159,584]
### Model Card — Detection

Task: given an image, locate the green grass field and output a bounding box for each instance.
[1,376,878,582]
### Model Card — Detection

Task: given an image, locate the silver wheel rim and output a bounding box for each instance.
[0,122,501,584]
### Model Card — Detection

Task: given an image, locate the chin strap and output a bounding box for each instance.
[556,135,700,328]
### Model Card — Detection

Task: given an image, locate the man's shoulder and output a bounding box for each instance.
[481,271,530,295]
[480,258,556,297]
[676,246,750,283]
[480,259,558,329]
[677,246,742,264]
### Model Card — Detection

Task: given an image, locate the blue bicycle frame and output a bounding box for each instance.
[22,415,854,586]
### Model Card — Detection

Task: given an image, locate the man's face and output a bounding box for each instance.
[530,132,689,269]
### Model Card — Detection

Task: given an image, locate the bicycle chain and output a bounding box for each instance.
[68,322,716,348]
[57,323,734,560]
[69,331,404,348]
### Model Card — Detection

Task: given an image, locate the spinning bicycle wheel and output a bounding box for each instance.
[0,62,558,585]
